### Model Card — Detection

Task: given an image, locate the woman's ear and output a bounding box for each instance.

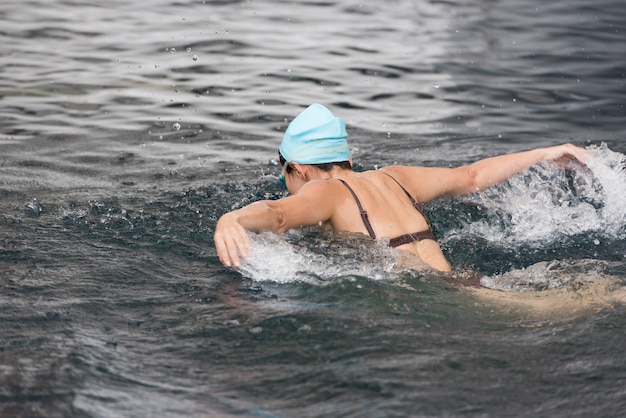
[295,163,319,182]
[291,163,306,180]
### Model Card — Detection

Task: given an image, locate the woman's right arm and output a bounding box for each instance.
[214,180,341,267]
[213,202,278,267]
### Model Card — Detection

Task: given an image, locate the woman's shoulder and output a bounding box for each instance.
[374,165,426,183]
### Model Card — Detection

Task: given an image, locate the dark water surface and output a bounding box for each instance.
[1,0,625,417]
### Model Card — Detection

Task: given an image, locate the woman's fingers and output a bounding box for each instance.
[546,144,589,165]
[214,223,250,267]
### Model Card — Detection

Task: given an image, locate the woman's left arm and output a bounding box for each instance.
[457,143,588,195]
[391,143,588,202]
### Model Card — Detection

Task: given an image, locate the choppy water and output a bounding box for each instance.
[1,0,625,417]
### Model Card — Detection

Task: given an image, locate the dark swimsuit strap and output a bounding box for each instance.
[381,172,427,218]
[380,173,436,247]
[337,179,377,239]
[388,230,435,247]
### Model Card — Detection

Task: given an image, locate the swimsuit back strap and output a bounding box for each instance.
[382,171,435,233]
[388,230,436,248]
[381,172,425,215]
[337,179,377,239]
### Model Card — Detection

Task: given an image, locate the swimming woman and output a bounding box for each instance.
[214,104,588,271]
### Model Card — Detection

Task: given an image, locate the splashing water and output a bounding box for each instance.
[446,143,626,245]
[237,232,309,283]
[238,230,397,283]
[584,143,626,236]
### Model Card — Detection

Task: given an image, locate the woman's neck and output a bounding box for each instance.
[324,166,352,180]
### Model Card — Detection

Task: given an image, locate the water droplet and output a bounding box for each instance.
[192,54,199,61]
[170,48,177,53]
[27,198,42,216]
[173,122,181,130]
[298,324,312,333]
[186,47,192,52]
[434,83,440,88]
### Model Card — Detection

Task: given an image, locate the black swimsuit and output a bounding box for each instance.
[337,173,436,248]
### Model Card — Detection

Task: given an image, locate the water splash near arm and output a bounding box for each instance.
[444,143,626,245]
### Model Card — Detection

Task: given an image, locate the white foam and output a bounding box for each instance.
[584,143,626,236]
[237,231,397,283]
[446,143,626,245]
[236,232,309,283]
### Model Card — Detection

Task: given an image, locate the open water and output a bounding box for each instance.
[1,0,625,417]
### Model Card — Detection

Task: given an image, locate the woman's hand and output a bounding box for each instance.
[214,213,251,267]
[543,143,589,165]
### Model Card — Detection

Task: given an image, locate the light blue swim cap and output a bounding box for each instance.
[279,103,349,164]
